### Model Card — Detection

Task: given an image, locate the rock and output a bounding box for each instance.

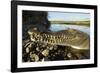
[30,53,39,62]
[67,53,72,58]
[36,47,40,51]
[26,47,30,53]
[42,49,49,57]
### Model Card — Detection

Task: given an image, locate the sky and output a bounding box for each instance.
[48,11,90,21]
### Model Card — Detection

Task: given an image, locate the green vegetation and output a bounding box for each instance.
[50,20,90,26]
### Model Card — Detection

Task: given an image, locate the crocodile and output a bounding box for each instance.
[28,27,89,50]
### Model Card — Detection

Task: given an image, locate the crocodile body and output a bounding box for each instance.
[28,28,89,50]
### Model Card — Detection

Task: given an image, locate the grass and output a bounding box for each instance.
[50,20,90,26]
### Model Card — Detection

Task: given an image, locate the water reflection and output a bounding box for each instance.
[49,24,90,35]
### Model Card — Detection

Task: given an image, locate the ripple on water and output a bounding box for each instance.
[49,24,90,35]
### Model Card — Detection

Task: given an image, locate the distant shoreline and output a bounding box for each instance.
[50,21,90,26]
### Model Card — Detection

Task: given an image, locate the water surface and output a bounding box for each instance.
[49,24,90,35]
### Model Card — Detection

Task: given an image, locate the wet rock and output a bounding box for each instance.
[22,38,90,62]
[30,53,39,62]
[26,47,30,53]
[42,49,49,57]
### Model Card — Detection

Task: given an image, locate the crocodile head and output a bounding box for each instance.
[28,27,43,42]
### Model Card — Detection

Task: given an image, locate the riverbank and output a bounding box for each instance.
[50,21,90,26]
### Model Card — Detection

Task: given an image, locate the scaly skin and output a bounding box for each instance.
[28,28,89,50]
